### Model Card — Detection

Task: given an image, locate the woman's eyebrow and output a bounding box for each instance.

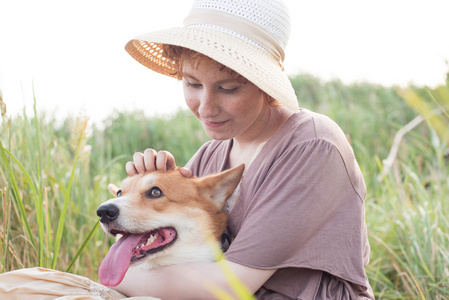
[217,78,240,84]
[183,73,239,85]
[182,73,198,80]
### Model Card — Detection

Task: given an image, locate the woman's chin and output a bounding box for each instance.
[201,124,234,140]
[203,128,233,141]
[205,132,231,141]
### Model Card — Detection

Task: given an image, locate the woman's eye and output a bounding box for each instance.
[220,86,238,93]
[117,190,122,197]
[146,187,163,199]
[185,80,202,88]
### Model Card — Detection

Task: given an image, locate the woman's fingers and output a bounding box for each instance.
[144,149,158,172]
[133,152,147,174]
[179,167,192,178]
[164,151,177,170]
[125,161,138,176]
[156,151,176,171]
[126,149,177,176]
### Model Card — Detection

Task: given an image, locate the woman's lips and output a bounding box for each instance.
[203,119,228,128]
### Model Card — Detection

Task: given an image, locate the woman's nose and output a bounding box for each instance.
[198,90,220,118]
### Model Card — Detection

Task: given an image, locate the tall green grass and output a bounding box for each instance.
[368,82,449,299]
[290,74,449,298]
[1,74,448,298]
[0,103,105,277]
[0,104,208,280]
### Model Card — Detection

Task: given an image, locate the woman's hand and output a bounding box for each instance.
[125,148,192,177]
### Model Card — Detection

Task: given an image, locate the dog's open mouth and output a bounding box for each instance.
[99,227,177,287]
[113,227,177,263]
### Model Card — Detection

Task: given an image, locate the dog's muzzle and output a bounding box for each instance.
[97,203,119,225]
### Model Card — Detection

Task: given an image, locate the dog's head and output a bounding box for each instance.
[97,164,244,286]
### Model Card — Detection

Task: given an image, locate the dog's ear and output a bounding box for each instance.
[197,164,245,209]
[108,184,120,197]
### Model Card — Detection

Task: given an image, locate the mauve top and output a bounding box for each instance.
[186,109,374,299]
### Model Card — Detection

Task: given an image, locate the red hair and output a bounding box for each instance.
[162,44,281,107]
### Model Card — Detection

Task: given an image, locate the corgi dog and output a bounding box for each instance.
[96,164,245,287]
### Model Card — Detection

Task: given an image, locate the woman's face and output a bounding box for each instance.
[182,58,268,142]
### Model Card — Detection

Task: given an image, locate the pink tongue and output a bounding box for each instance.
[99,233,146,286]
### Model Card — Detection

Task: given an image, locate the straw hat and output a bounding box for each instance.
[125,0,299,111]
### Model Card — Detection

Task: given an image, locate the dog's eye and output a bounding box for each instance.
[146,187,163,199]
[116,190,122,197]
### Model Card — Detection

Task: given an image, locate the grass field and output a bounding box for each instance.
[1,74,448,298]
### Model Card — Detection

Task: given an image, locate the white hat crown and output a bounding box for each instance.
[185,0,291,63]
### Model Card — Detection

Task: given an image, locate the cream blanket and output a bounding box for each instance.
[0,268,159,300]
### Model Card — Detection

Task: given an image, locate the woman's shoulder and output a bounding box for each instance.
[264,109,365,199]
[278,109,353,154]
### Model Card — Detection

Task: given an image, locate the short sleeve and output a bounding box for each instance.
[225,138,370,289]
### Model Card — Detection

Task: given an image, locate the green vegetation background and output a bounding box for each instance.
[1,73,448,299]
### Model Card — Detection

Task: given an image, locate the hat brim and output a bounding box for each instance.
[125,27,299,111]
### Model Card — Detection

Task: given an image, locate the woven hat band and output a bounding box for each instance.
[184,8,285,67]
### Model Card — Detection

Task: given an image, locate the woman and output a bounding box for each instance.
[0,0,373,298]
[115,0,374,299]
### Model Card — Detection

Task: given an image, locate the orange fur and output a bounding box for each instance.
[98,164,245,270]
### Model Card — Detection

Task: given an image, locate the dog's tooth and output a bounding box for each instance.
[145,233,158,246]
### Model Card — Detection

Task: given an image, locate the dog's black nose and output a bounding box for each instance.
[97,204,119,224]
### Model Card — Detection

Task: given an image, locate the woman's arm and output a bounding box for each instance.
[113,259,276,299]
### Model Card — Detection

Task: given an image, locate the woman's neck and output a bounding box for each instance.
[227,106,294,168]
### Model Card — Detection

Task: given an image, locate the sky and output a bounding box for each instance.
[0,0,448,125]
